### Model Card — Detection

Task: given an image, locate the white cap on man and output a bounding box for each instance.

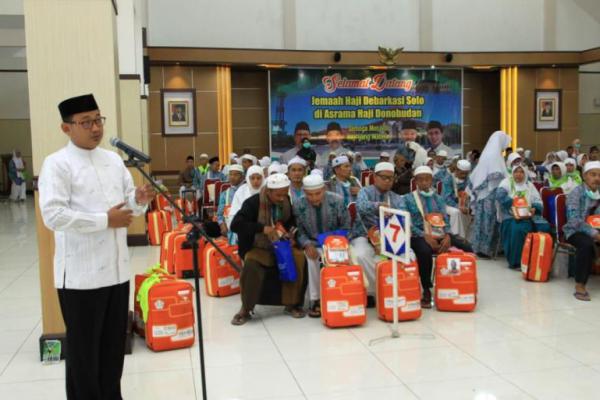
[266,173,290,189]
[456,160,472,172]
[414,166,433,176]
[288,156,307,167]
[374,162,394,173]
[229,164,244,174]
[380,151,390,158]
[436,149,448,158]
[259,156,271,168]
[583,161,600,174]
[332,156,349,168]
[199,153,209,159]
[302,174,325,190]
[564,158,577,166]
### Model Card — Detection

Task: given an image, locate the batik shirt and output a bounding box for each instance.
[326,175,362,207]
[293,192,351,248]
[401,190,450,237]
[563,184,600,239]
[352,185,404,237]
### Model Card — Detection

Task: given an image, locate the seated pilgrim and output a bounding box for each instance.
[230,173,307,325]
[326,155,362,207]
[287,156,307,205]
[563,161,600,302]
[440,159,472,238]
[293,173,351,318]
[350,162,403,306]
[401,166,473,309]
[496,163,550,269]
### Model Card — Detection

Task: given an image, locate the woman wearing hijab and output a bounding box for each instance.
[565,158,583,186]
[354,152,368,171]
[467,131,512,258]
[577,153,588,175]
[546,161,568,190]
[496,164,550,269]
[8,149,27,202]
[228,165,265,229]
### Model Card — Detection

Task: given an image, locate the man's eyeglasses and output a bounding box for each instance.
[376,174,394,182]
[67,117,106,130]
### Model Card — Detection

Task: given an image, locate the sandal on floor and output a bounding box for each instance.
[284,306,306,318]
[231,311,252,326]
[308,301,321,318]
[574,291,591,302]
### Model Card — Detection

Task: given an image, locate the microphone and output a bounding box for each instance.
[110,137,151,163]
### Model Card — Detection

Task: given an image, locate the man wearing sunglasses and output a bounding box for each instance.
[38,94,155,399]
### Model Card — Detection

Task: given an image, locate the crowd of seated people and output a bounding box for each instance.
[173,120,600,324]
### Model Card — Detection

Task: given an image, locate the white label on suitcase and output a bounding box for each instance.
[152,324,177,338]
[327,300,349,312]
[454,294,475,304]
[231,278,240,289]
[218,276,234,288]
[171,326,194,342]
[384,296,407,309]
[437,289,459,299]
[401,300,421,312]
[343,305,365,317]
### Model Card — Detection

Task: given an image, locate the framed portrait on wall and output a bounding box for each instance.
[161,89,196,136]
[535,89,561,131]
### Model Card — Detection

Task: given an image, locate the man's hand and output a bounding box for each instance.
[263,226,280,242]
[460,206,469,215]
[220,223,228,236]
[305,244,319,260]
[107,202,133,228]
[135,184,156,206]
[424,234,440,252]
[439,234,451,253]
[594,233,600,243]
[350,186,360,196]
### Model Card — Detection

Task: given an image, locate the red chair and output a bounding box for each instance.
[533,182,544,193]
[553,193,576,260]
[201,179,220,219]
[216,182,231,203]
[361,171,373,187]
[347,202,357,228]
[436,181,443,195]
[540,187,562,225]
[410,178,416,192]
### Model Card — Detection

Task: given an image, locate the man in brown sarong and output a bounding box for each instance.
[230,173,307,325]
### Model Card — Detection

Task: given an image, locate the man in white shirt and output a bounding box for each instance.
[38,94,155,400]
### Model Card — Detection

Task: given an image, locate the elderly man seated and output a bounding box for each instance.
[293,173,351,317]
[327,155,362,207]
[350,162,404,307]
[230,173,307,325]
[402,166,473,308]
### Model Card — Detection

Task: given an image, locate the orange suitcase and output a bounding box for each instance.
[521,232,553,282]
[148,210,166,246]
[204,243,242,297]
[133,265,171,337]
[160,225,193,273]
[376,260,422,322]
[153,193,171,211]
[320,265,367,328]
[435,252,478,312]
[145,279,195,351]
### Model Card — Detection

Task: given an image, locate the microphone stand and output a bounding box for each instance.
[127,156,242,400]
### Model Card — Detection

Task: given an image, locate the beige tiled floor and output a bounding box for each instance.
[2,199,600,399]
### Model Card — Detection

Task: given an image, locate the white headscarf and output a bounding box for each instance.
[555,150,568,161]
[469,131,511,200]
[506,153,522,170]
[499,164,540,205]
[542,152,555,167]
[227,165,264,228]
[577,153,587,167]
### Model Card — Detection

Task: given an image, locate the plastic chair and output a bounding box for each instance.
[553,193,576,259]
[540,187,562,226]
[201,179,220,219]
[361,171,372,187]
[410,178,416,192]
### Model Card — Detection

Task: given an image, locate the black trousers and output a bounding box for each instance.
[57,281,129,400]
[411,235,473,292]
[567,232,596,285]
